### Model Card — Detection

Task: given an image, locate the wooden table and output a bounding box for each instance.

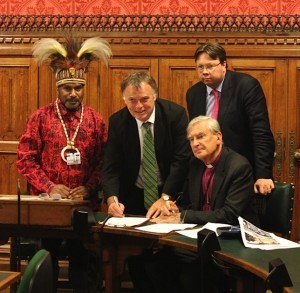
[160,234,300,293]
[215,238,300,293]
[9,206,298,293]
[0,271,21,291]
[0,196,91,274]
[90,214,166,293]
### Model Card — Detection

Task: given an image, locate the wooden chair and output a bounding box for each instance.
[17,249,53,293]
[258,182,295,238]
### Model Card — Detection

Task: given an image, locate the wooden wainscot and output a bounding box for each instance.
[0,195,89,227]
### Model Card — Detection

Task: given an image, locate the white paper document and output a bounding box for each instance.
[238,216,300,250]
[135,223,197,234]
[176,222,231,239]
[105,216,149,227]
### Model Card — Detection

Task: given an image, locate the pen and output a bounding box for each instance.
[170,193,182,214]
[173,192,183,204]
[113,196,120,207]
[98,214,110,225]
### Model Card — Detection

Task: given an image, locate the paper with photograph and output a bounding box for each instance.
[238,216,300,250]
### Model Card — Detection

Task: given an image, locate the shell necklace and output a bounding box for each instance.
[55,98,84,162]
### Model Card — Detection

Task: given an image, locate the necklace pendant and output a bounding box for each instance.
[61,144,80,163]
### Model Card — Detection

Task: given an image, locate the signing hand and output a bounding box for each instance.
[107,196,125,217]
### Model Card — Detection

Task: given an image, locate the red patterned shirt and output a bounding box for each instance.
[17,100,107,195]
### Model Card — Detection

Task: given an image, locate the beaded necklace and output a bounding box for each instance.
[55,98,84,162]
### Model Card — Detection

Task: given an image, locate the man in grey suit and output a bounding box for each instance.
[102,71,190,218]
[186,42,275,195]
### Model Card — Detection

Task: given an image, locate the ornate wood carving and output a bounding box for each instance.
[289,130,296,181]
[1,15,300,33]
[275,131,282,182]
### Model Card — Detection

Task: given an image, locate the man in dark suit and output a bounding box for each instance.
[186,42,275,195]
[145,115,259,293]
[102,71,190,218]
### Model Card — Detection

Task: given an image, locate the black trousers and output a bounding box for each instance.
[146,247,202,293]
[127,249,156,293]
[128,246,227,293]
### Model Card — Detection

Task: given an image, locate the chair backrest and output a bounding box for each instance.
[259,182,294,238]
[197,229,224,292]
[17,249,53,293]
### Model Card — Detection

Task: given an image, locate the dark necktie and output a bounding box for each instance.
[142,122,158,209]
[211,89,220,119]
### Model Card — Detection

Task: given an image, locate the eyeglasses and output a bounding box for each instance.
[195,62,221,72]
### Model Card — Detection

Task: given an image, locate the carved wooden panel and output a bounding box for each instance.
[0,154,21,194]
[99,58,159,123]
[0,58,37,140]
[159,58,198,112]
[38,62,56,107]
[0,57,38,194]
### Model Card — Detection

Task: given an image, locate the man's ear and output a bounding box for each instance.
[216,132,223,144]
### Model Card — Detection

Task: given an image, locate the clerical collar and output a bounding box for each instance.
[205,148,222,168]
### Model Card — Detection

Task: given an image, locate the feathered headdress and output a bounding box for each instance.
[32,37,112,86]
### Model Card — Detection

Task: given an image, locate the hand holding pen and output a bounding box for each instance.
[108,195,125,217]
[163,193,182,215]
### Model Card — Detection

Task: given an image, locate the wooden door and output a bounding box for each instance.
[0,58,38,194]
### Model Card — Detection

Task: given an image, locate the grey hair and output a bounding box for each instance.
[187,115,221,138]
[121,71,158,98]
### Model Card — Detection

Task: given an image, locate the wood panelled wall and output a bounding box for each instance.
[0,31,299,240]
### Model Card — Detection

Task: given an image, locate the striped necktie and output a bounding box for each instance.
[142,122,158,209]
[211,89,220,119]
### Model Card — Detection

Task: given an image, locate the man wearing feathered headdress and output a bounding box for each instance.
[17,36,112,292]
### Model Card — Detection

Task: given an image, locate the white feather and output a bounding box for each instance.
[32,38,67,65]
[77,37,112,65]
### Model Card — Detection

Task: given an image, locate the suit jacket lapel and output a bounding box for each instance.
[190,159,205,209]
[210,149,227,207]
[125,113,141,169]
[198,84,207,115]
[218,71,232,126]
[153,103,166,154]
